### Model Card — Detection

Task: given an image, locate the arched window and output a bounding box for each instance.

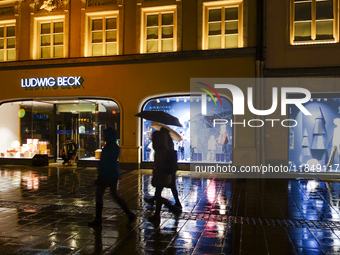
[141,95,233,164]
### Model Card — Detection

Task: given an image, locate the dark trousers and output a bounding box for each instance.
[149,180,181,210]
[95,177,130,218]
[154,186,175,215]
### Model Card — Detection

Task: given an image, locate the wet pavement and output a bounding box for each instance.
[0,165,339,254]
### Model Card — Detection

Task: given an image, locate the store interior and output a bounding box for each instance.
[0,98,120,162]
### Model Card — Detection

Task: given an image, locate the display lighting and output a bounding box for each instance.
[95,111,99,114]
[74,100,79,103]
[167,98,170,103]
[310,99,313,102]
[184,98,187,102]
[176,98,179,102]
[157,99,160,103]
[196,98,199,102]
[208,97,211,101]
[292,40,337,46]
[190,98,193,102]
[317,98,321,101]
[112,110,116,114]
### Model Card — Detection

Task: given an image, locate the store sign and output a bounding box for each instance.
[21,76,84,89]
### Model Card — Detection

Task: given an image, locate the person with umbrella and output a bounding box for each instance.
[88,127,135,226]
[144,122,182,210]
[135,112,183,221]
[148,127,182,222]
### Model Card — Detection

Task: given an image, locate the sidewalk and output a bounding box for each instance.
[0,164,339,254]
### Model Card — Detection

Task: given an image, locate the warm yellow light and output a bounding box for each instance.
[292,40,337,46]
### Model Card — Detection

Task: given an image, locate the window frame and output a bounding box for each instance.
[33,15,66,59]
[202,1,243,50]
[291,0,339,45]
[141,5,177,54]
[85,11,119,57]
[0,20,16,62]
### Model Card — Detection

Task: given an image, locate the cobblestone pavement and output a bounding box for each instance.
[0,165,339,254]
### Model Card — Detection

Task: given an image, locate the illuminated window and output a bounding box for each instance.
[141,6,177,53]
[203,1,243,49]
[36,18,64,59]
[292,0,337,44]
[86,12,118,56]
[0,22,15,61]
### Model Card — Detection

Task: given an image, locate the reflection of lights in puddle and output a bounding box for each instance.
[307,180,319,192]
[70,239,77,247]
[206,180,216,204]
[22,172,40,190]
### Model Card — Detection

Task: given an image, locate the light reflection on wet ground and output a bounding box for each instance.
[0,166,339,254]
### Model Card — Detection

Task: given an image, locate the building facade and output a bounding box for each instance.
[264,0,340,170]
[0,0,258,169]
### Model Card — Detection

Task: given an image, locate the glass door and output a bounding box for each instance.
[78,100,97,159]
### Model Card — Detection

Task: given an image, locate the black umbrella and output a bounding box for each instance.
[135,111,182,127]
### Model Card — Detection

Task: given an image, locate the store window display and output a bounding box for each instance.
[289,95,340,171]
[142,95,233,164]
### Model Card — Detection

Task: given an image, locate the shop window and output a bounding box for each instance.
[203,1,243,50]
[288,95,340,171]
[141,96,233,164]
[141,6,177,53]
[86,12,119,56]
[33,16,66,59]
[292,0,338,45]
[0,99,120,161]
[0,22,16,61]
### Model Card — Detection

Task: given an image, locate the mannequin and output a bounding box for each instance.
[207,135,216,161]
[325,118,340,169]
[216,124,229,153]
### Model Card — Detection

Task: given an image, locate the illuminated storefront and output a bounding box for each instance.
[0,99,120,163]
[288,93,340,171]
[141,95,233,164]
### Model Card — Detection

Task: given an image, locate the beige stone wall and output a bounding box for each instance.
[266,0,340,69]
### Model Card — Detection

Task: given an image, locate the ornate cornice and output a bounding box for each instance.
[29,0,69,14]
[87,0,115,7]
[0,6,15,15]
[38,0,64,12]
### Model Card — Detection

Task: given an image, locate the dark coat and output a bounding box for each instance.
[97,142,120,178]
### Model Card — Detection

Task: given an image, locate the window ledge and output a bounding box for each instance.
[292,39,337,46]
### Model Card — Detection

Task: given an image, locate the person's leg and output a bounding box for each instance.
[95,181,105,219]
[171,181,182,208]
[88,179,106,226]
[154,186,181,216]
[109,178,135,222]
[144,196,155,206]
[154,186,165,216]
